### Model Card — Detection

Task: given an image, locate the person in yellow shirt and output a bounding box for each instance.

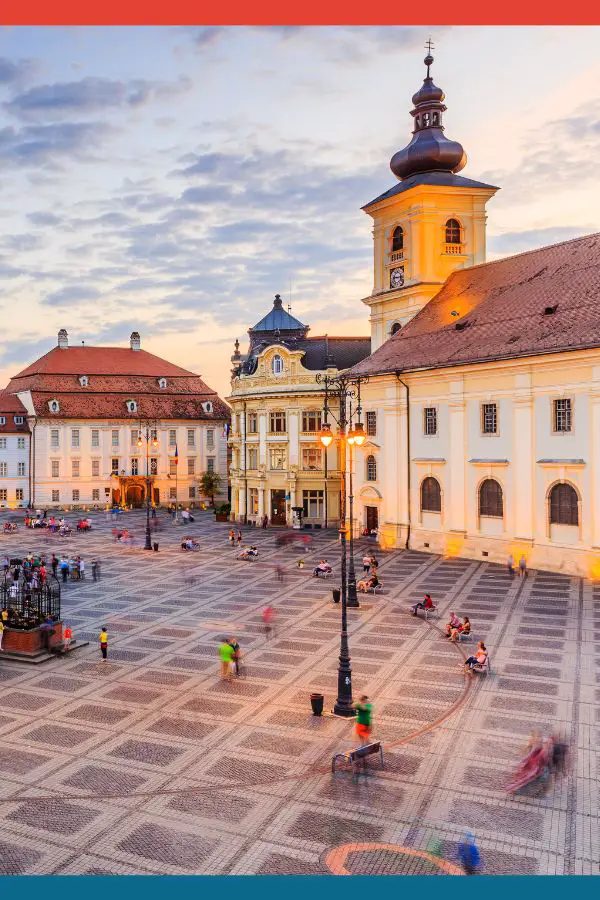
[0,618,4,651]
[99,627,108,661]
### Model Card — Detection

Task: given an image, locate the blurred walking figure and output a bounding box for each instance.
[507,553,515,577]
[237,530,243,546]
[458,831,481,875]
[229,637,242,676]
[275,565,285,584]
[99,626,108,661]
[352,695,373,745]
[519,554,527,578]
[228,529,235,547]
[219,639,234,678]
[262,605,275,641]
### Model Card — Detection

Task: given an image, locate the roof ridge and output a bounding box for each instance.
[457,229,600,276]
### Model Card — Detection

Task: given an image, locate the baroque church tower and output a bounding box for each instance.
[362,48,499,350]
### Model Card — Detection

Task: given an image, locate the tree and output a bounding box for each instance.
[199,471,223,507]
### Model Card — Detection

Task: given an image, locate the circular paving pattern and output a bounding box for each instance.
[324,843,464,875]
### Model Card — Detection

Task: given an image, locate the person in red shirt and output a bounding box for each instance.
[411,594,434,616]
[262,606,275,641]
[63,625,73,650]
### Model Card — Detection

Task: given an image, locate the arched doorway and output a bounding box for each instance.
[126,484,144,508]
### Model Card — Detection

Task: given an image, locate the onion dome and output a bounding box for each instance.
[390,51,467,181]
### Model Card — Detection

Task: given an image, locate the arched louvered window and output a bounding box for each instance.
[549,483,578,526]
[445,218,461,244]
[479,479,503,518]
[391,322,402,336]
[421,477,441,513]
[366,455,377,482]
[392,226,404,252]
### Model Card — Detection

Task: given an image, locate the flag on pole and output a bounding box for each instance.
[174,444,179,465]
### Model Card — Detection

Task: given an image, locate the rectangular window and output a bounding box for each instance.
[111,458,119,475]
[0,489,7,502]
[481,402,498,435]
[51,460,60,478]
[72,460,80,478]
[131,429,139,447]
[188,486,196,499]
[17,437,25,450]
[92,489,100,501]
[15,488,23,501]
[72,489,80,502]
[0,417,4,425]
[269,411,286,433]
[169,458,177,476]
[302,489,324,519]
[131,458,139,476]
[207,457,215,473]
[91,429,100,448]
[366,411,377,437]
[17,462,25,476]
[247,412,258,433]
[206,429,214,449]
[71,428,80,448]
[247,447,258,469]
[111,429,119,447]
[52,490,59,503]
[187,457,195,475]
[554,398,572,433]
[169,429,176,446]
[302,410,322,433]
[423,407,437,436]
[0,462,7,476]
[14,416,24,425]
[269,448,286,470]
[302,447,323,470]
[50,428,59,449]
[0,438,5,449]
[169,487,177,500]
[247,487,258,515]
[150,457,158,476]
[187,428,196,448]
[92,460,100,477]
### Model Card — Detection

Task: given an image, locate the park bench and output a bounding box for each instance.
[412,604,438,619]
[332,741,384,779]
[369,581,383,594]
[471,654,491,675]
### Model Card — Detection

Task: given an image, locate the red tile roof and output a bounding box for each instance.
[0,391,29,434]
[352,231,600,376]
[14,346,198,378]
[27,392,230,421]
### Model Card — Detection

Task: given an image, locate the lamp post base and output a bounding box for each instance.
[333,701,356,718]
[144,531,152,550]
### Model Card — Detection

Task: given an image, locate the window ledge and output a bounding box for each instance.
[537,458,585,467]
[413,457,446,464]
[468,458,509,466]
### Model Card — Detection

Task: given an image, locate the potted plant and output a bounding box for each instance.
[215,503,231,523]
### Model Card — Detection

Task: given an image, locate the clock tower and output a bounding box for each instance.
[362,48,499,350]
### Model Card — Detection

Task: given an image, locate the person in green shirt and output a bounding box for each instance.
[219,640,234,678]
[353,695,373,745]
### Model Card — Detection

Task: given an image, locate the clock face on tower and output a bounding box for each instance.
[390,267,405,289]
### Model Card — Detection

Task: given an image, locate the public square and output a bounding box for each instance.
[0,509,597,875]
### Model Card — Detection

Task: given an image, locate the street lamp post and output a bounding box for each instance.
[316,372,367,717]
[138,420,159,551]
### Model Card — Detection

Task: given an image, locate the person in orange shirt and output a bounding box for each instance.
[63,624,72,650]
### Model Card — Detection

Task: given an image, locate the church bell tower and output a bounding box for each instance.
[362,45,499,350]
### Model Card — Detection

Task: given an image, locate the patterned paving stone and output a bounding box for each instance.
[0,747,52,775]
[67,704,132,724]
[205,755,290,784]
[0,840,42,874]
[61,764,147,793]
[145,717,214,742]
[287,810,385,844]
[117,822,218,869]
[24,724,95,748]
[8,800,99,835]
[108,739,185,767]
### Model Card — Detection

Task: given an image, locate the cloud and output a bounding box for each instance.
[488,226,593,256]
[27,211,63,226]
[43,284,102,307]
[6,76,192,121]
[180,184,234,205]
[0,120,111,165]
[0,57,38,85]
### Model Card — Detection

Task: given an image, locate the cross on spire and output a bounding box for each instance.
[425,37,434,55]
[424,37,434,77]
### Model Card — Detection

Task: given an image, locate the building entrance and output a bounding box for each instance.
[270,490,287,525]
[366,505,379,532]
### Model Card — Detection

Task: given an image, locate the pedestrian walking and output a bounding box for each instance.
[79,558,85,580]
[362,553,371,574]
[262,605,275,641]
[353,695,373,745]
[99,626,108,661]
[92,560,100,581]
[457,831,482,875]
[151,507,157,520]
[2,556,8,574]
[507,553,515,577]
[519,554,527,578]
[63,624,72,650]
[60,557,69,583]
[51,553,58,578]
[229,637,242,676]
[219,639,234,678]
[237,530,242,546]
[228,529,235,547]
[0,618,4,651]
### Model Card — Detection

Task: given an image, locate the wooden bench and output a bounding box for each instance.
[332,741,384,779]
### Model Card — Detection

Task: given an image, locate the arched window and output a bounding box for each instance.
[421,477,441,513]
[479,479,503,518]
[391,322,402,336]
[445,218,461,244]
[549,483,579,526]
[366,455,377,482]
[392,226,404,253]
[272,354,283,375]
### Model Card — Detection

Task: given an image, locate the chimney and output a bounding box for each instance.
[130,331,141,351]
[57,329,68,349]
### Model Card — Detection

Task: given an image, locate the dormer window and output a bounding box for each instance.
[272,354,284,375]
[48,399,60,414]
[158,377,167,389]
[126,399,137,413]
[79,375,89,387]
[14,416,24,425]
[202,401,213,414]
[391,226,404,253]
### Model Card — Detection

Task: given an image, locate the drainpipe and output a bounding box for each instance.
[29,417,36,509]
[395,373,410,550]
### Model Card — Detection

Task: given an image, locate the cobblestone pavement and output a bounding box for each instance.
[0,509,597,875]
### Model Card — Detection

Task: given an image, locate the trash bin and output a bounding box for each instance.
[310,693,324,716]
[332,588,341,604]
[153,542,159,552]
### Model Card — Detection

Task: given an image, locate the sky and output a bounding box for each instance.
[0,25,599,400]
